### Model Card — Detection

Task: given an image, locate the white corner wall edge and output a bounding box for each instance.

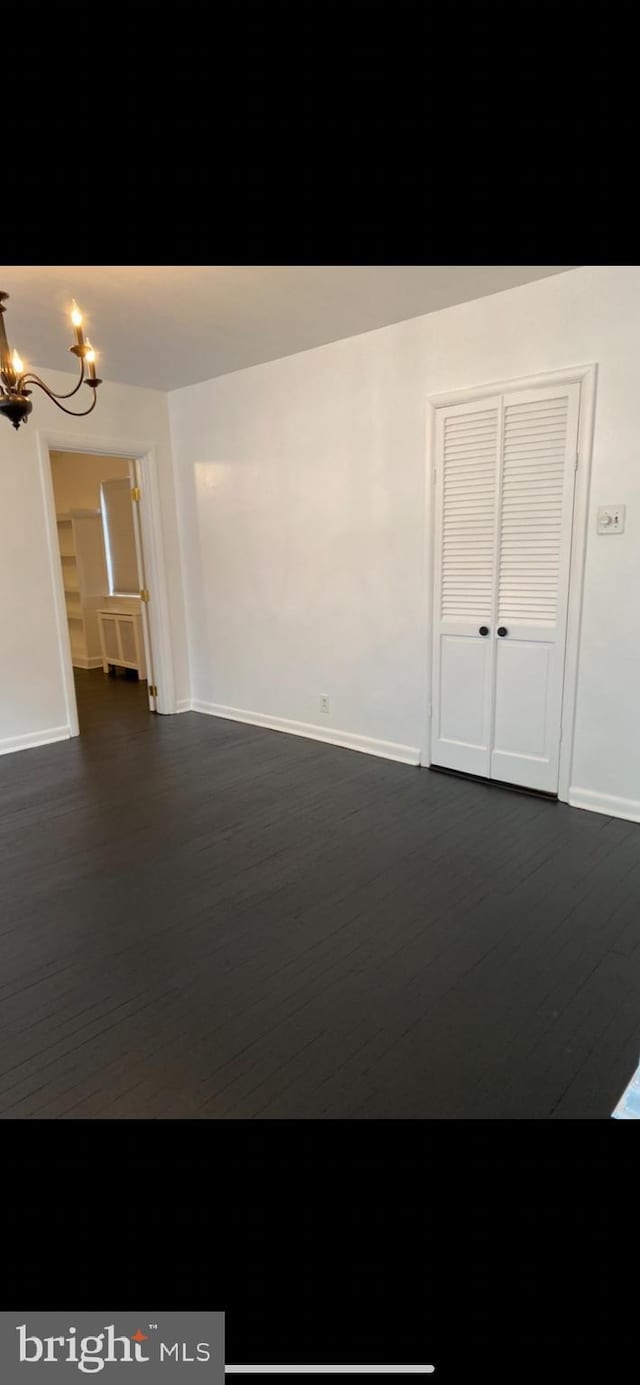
[569,787,640,824]
[0,725,72,757]
[175,699,193,713]
[192,701,421,766]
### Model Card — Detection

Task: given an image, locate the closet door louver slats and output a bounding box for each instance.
[498,397,569,624]
[441,406,499,623]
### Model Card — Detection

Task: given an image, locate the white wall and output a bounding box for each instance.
[169,266,640,820]
[0,372,189,753]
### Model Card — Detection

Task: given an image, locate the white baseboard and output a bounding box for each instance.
[175,699,193,714]
[191,700,420,766]
[569,787,640,824]
[0,725,72,757]
[71,656,103,670]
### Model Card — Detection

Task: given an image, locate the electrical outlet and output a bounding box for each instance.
[597,505,626,534]
[320,694,330,715]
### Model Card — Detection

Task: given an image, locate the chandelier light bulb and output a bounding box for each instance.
[85,341,98,381]
[11,349,23,374]
[70,299,85,349]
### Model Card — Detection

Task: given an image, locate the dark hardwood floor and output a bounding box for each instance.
[1,668,639,1119]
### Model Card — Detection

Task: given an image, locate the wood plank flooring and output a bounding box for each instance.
[1,668,639,1119]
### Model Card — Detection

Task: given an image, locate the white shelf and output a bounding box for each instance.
[56,511,108,667]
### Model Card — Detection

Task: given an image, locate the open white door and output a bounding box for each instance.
[129,463,158,713]
[431,380,580,794]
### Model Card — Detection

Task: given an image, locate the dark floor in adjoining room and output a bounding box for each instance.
[1,668,639,1119]
[74,664,151,736]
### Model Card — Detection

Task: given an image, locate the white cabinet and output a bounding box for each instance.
[97,608,147,680]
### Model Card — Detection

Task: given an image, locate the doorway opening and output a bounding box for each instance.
[48,449,158,737]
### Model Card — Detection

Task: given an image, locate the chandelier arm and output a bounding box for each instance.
[18,358,86,399]
[25,376,99,418]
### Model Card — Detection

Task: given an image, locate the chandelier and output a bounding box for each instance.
[0,290,102,430]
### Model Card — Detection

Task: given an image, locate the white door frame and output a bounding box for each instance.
[424,363,598,803]
[37,427,177,738]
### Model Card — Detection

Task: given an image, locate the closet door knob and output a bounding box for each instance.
[497,626,508,637]
[479,626,489,636]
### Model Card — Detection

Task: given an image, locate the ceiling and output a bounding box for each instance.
[0,266,577,393]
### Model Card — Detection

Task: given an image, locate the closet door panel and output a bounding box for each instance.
[491,385,580,792]
[431,398,501,776]
[494,629,552,756]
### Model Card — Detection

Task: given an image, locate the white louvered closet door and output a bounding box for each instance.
[431,397,502,776]
[431,382,580,792]
[490,383,580,791]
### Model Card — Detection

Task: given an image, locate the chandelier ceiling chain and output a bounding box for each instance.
[0,291,102,430]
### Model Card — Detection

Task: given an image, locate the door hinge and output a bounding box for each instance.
[140,588,150,603]
[131,485,141,502]
[149,683,158,698]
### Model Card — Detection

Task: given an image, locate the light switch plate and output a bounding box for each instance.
[597,505,626,534]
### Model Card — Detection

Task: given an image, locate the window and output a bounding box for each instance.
[100,478,139,596]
